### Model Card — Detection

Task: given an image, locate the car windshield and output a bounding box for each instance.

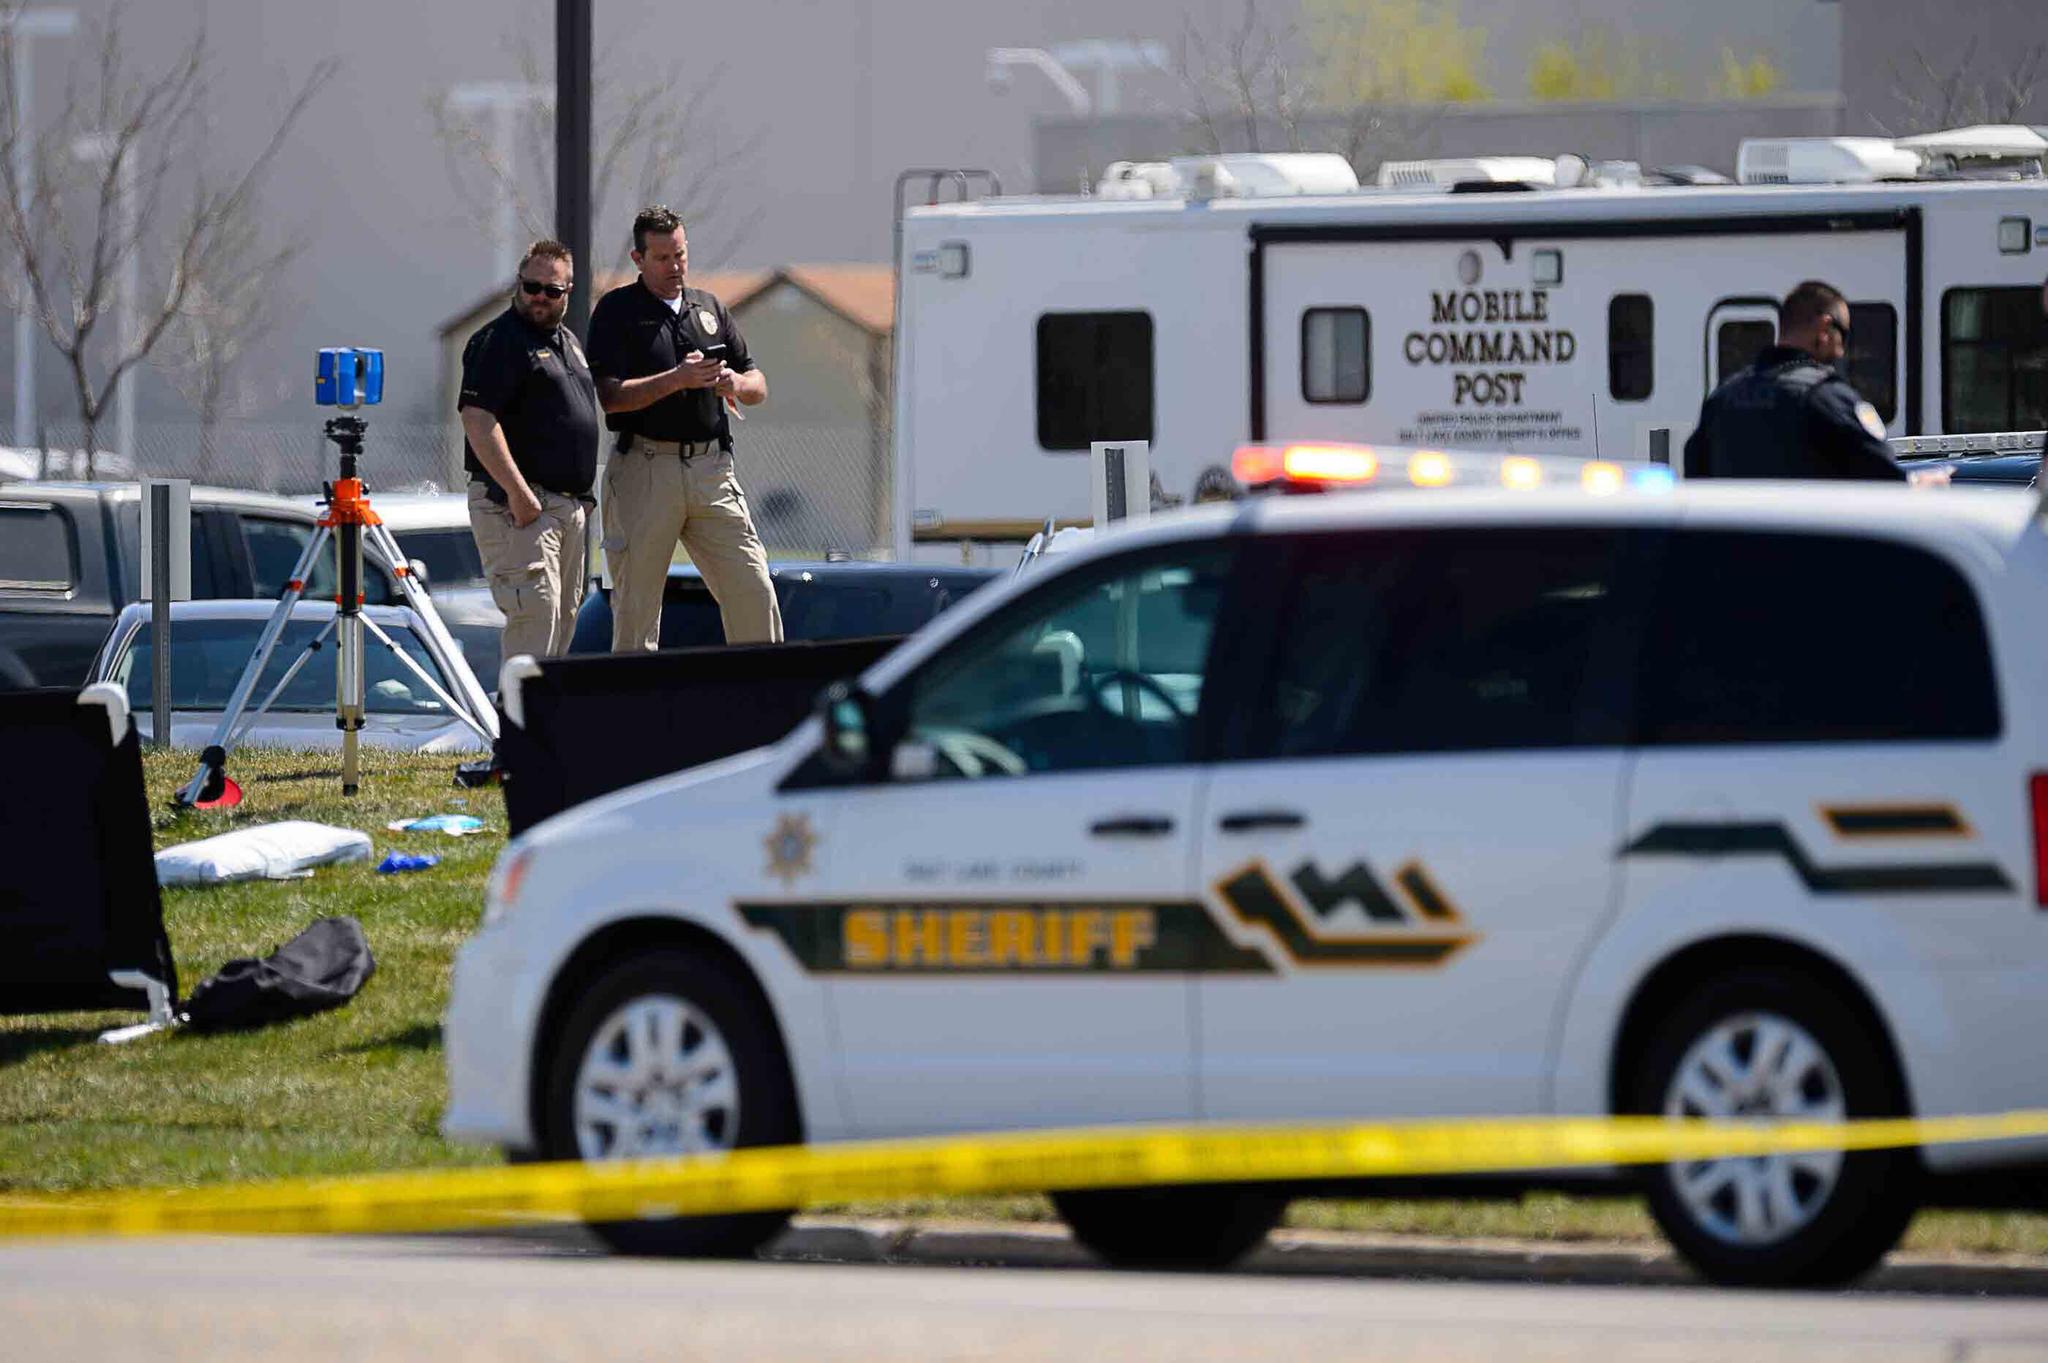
[396,528,488,592]
[114,617,452,715]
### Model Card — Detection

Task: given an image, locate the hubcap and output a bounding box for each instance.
[1662,1010,1846,1247]
[573,994,740,1160]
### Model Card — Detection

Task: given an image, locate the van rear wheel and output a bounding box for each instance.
[1628,967,1918,1287]
[1052,1186,1288,1270]
[539,949,796,1257]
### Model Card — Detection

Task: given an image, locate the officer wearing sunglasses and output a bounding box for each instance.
[1684,279,1940,483]
[456,239,602,663]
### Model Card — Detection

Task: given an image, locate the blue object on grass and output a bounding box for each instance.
[376,852,440,874]
[384,814,486,836]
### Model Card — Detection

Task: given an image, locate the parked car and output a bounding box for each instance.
[567,560,998,653]
[0,481,399,690]
[89,599,489,752]
[451,478,2048,1287]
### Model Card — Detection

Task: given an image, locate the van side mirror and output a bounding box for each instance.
[816,680,874,777]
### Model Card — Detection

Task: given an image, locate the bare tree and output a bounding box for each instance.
[0,2,333,475]
[159,201,297,481]
[1885,37,2048,132]
[428,27,761,279]
[1166,1,1311,155]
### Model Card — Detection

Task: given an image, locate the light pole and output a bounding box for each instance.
[985,40,1169,118]
[447,81,551,278]
[72,131,131,472]
[6,6,76,452]
[985,48,1093,117]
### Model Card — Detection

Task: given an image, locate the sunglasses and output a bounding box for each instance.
[1826,314,1851,341]
[519,279,571,299]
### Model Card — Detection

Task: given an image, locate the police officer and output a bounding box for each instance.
[1684,279,1939,483]
[587,205,780,649]
[457,239,601,662]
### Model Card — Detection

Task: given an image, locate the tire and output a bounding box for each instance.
[1051,1185,1289,1271]
[1626,967,1919,1287]
[539,949,797,1257]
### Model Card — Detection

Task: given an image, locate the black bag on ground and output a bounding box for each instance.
[180,916,375,1033]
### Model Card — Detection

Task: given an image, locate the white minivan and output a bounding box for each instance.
[446,480,2048,1286]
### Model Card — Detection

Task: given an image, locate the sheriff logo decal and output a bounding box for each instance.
[738,856,1477,974]
[764,813,818,887]
[699,309,719,334]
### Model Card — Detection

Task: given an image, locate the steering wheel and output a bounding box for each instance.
[921,727,1029,779]
[1084,668,1190,728]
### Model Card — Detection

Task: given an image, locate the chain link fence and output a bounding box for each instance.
[11,414,895,558]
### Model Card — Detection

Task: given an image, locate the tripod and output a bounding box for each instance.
[173,416,499,806]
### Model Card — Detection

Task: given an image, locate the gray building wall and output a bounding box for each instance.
[1838,0,2048,134]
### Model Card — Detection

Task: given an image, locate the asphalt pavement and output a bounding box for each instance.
[1,1222,2044,1362]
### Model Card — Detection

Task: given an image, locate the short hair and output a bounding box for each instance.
[632,204,684,253]
[519,239,573,274]
[1780,280,1846,334]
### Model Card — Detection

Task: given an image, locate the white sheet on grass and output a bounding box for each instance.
[155,821,373,886]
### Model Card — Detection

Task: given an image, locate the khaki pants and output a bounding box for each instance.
[467,483,589,665]
[601,443,783,650]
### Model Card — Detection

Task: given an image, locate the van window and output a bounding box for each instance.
[1036,311,1154,451]
[1608,295,1653,402]
[1714,319,1773,386]
[1639,530,1997,744]
[1249,528,1637,758]
[1943,287,2048,433]
[1844,302,1897,424]
[1301,307,1370,404]
[0,505,75,589]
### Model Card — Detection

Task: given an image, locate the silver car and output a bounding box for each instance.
[89,599,490,752]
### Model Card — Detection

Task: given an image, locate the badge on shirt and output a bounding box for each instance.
[699,309,719,335]
[531,348,556,367]
[1854,401,1886,440]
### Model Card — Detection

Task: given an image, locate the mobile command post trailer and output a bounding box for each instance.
[892,129,2048,558]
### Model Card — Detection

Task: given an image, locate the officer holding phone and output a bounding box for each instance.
[586,204,780,649]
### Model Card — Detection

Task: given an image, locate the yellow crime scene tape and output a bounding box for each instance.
[2,1110,2044,1241]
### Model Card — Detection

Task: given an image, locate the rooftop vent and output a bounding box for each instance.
[1737,136,1923,184]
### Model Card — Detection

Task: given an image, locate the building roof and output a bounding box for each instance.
[437,265,891,338]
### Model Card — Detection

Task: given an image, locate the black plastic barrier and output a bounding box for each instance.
[499,636,901,836]
[0,688,176,1014]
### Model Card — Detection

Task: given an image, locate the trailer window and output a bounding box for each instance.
[1943,287,2048,433]
[1714,320,1773,387]
[1845,302,1897,424]
[1301,307,1370,404]
[1607,295,1653,402]
[1036,311,1155,451]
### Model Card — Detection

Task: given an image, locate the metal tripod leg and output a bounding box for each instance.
[361,521,498,740]
[225,616,339,751]
[356,614,494,746]
[174,522,333,806]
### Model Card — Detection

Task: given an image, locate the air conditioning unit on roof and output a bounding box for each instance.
[1170,153,1360,199]
[1375,156,1558,191]
[1737,136,1920,185]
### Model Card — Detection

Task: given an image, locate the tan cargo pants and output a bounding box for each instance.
[601,440,783,650]
[467,483,589,665]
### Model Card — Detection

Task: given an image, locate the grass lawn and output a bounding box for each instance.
[1,749,2042,1257]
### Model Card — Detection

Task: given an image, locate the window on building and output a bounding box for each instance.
[0,505,75,590]
[1301,307,1371,404]
[1943,287,2048,433]
[1845,301,1898,424]
[1638,530,1998,744]
[1036,311,1155,451]
[1608,295,1654,402]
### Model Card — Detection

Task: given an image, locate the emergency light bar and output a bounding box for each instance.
[1230,442,1671,495]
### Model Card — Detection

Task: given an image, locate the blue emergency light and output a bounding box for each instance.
[315,348,385,408]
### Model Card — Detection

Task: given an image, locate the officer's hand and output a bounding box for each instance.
[672,350,727,391]
[508,487,544,527]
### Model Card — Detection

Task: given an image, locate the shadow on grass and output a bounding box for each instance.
[0,1026,105,1068]
[335,1022,440,1056]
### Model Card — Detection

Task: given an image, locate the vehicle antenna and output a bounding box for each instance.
[1590,392,1603,460]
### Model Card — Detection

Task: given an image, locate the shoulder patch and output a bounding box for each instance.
[1854,401,1886,440]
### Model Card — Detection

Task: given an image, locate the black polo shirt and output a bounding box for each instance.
[457,307,601,497]
[586,280,754,449]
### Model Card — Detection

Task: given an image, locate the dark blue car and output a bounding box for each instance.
[568,560,997,654]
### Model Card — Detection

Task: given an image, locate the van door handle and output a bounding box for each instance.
[1089,815,1175,838]
[1218,809,1307,833]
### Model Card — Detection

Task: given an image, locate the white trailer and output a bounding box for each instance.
[892,129,2048,557]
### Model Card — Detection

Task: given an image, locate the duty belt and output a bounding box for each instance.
[622,434,720,458]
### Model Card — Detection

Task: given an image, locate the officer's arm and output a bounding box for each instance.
[596,369,695,414]
[716,366,767,406]
[1681,423,1707,478]
[1808,386,1905,481]
[459,407,543,525]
